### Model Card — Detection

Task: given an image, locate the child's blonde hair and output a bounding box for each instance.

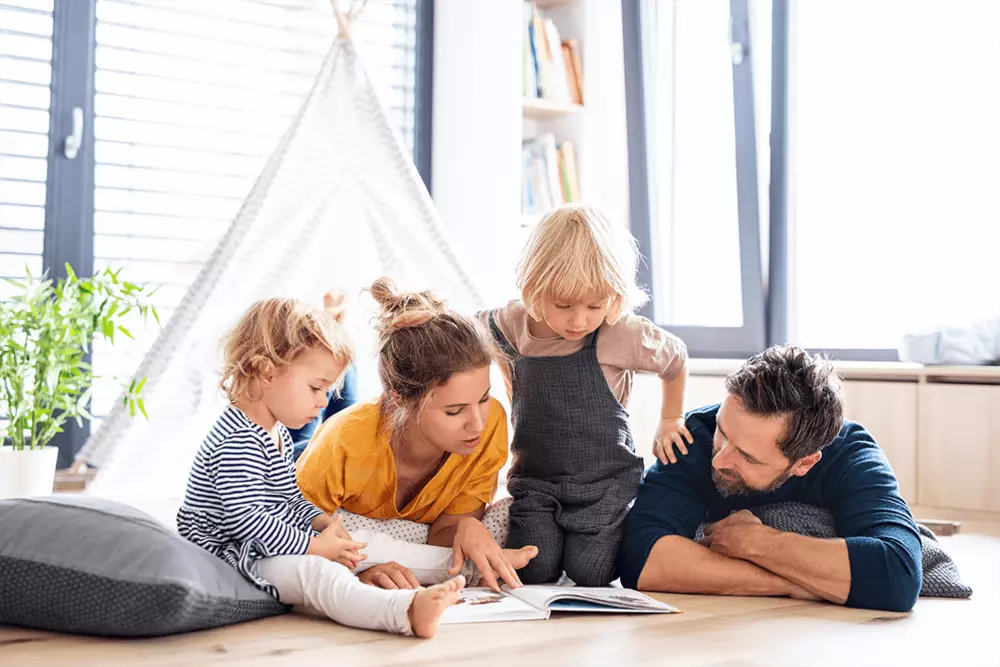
[517,203,647,324]
[220,291,353,404]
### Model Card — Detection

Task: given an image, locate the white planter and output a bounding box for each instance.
[0,446,59,499]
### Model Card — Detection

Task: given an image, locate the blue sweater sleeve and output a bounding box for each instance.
[618,441,711,590]
[824,424,923,612]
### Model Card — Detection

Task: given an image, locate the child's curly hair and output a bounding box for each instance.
[220,291,353,404]
[517,203,648,324]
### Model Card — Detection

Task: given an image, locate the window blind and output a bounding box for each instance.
[0,0,53,300]
[88,0,419,420]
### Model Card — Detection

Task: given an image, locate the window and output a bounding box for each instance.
[4,0,429,461]
[788,0,1000,352]
[0,0,53,298]
[626,0,999,359]
[625,0,766,357]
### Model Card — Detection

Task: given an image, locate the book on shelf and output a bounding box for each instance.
[562,38,584,105]
[523,2,583,105]
[522,134,579,216]
[440,585,682,625]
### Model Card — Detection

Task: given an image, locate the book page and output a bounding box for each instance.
[439,588,549,625]
[508,585,682,614]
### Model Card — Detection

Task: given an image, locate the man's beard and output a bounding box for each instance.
[712,466,793,498]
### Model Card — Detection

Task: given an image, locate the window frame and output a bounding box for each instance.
[625,0,901,362]
[768,0,898,362]
[37,0,434,467]
[622,0,767,359]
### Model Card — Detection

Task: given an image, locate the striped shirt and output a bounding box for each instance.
[176,406,325,595]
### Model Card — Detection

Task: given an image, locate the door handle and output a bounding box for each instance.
[63,106,83,160]
[729,17,746,66]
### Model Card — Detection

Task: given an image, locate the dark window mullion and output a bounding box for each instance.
[622,0,766,359]
[412,0,433,193]
[42,0,97,468]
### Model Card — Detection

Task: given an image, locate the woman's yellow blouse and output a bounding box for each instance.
[296,398,508,523]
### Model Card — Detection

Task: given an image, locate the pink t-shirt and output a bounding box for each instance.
[480,300,688,407]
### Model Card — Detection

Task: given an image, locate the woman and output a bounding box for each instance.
[297,277,535,592]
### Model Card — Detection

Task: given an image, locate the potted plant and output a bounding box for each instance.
[0,265,159,498]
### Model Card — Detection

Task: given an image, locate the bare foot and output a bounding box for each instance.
[408,575,465,638]
[503,545,539,571]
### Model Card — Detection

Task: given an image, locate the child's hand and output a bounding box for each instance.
[308,517,367,569]
[311,512,333,532]
[653,416,694,465]
[329,514,352,540]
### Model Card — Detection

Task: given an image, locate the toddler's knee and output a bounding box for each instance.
[564,554,616,587]
[517,552,563,585]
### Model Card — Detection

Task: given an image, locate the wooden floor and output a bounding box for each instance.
[3,514,999,667]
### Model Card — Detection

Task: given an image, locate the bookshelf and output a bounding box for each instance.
[522,97,583,121]
[431,0,630,305]
[521,0,585,223]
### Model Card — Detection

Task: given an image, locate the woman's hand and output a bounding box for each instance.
[357,562,420,589]
[653,416,694,464]
[448,517,522,592]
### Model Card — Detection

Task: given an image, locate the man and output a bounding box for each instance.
[618,345,922,612]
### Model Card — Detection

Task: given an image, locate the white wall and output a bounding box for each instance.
[432,0,633,304]
[431,0,523,307]
[574,0,631,228]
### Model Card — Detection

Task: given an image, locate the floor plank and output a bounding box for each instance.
[3,531,998,667]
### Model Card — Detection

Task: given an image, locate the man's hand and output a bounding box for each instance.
[699,510,768,560]
[357,562,420,590]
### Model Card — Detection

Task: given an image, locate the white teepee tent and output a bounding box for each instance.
[77,8,484,501]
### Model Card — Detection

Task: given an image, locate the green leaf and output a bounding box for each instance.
[152,308,161,327]
[64,263,76,280]
[0,264,157,441]
[137,398,148,420]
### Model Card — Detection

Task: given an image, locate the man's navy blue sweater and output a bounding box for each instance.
[618,405,922,612]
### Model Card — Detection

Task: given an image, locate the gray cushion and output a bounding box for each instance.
[694,501,972,599]
[0,496,288,637]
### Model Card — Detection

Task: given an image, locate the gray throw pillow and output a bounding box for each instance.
[0,495,288,637]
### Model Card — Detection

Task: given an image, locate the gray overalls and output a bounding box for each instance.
[489,314,644,586]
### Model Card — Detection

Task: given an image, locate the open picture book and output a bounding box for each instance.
[440,585,682,624]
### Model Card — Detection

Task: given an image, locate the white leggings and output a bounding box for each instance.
[253,497,513,635]
[255,555,417,636]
